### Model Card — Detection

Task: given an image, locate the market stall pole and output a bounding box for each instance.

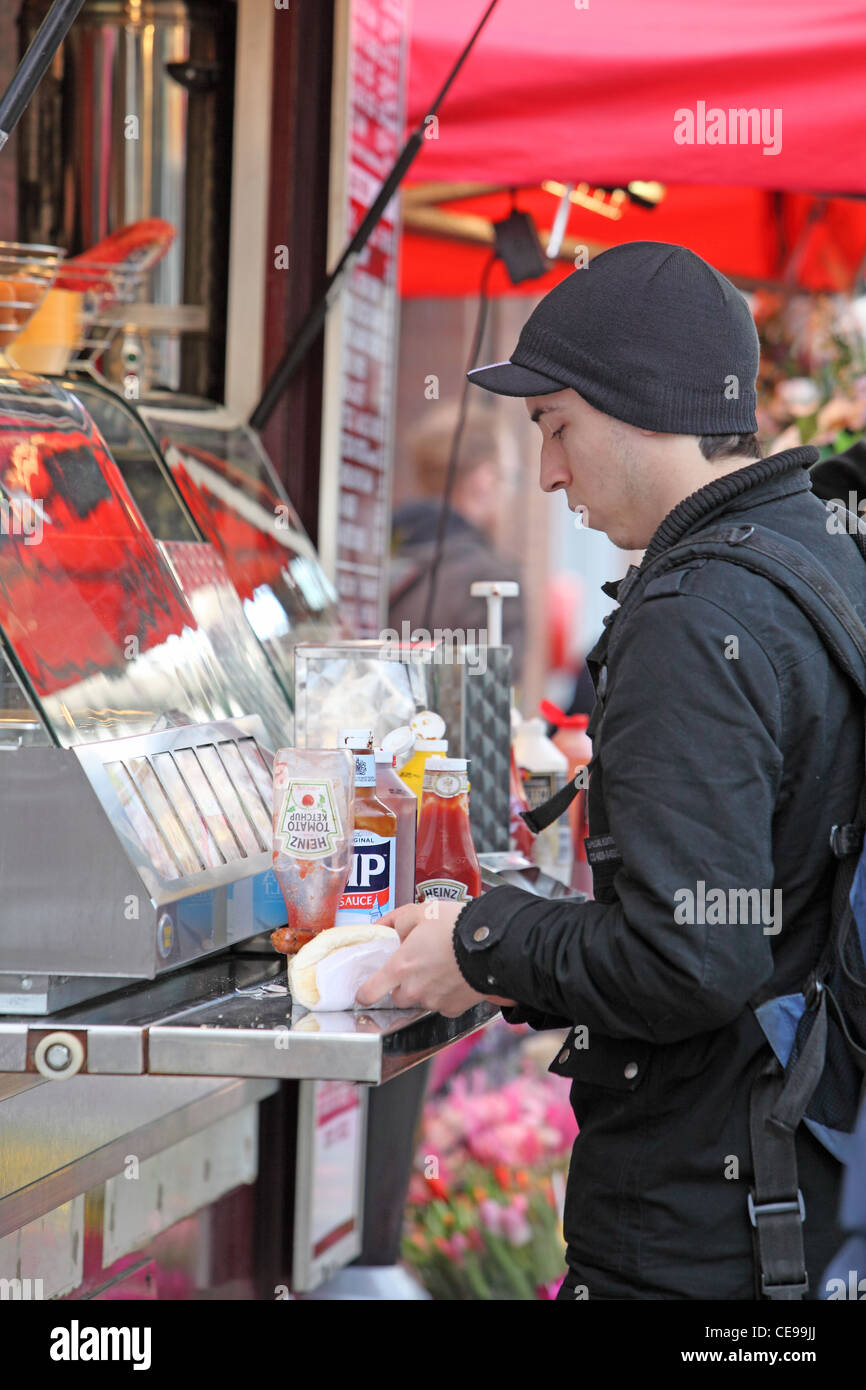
[0,0,85,153]
[248,0,501,434]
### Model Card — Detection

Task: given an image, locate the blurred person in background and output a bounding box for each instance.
[388,402,526,682]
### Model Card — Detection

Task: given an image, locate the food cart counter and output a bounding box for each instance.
[0,950,498,1087]
[0,369,503,1297]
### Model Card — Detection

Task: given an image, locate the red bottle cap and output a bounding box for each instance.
[539,698,589,729]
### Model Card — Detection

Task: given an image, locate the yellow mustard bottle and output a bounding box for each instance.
[382,711,449,824]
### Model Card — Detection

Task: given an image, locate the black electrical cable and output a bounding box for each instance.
[0,0,86,153]
[421,250,498,635]
[249,0,502,432]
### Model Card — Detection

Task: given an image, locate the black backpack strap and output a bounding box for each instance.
[519,772,584,833]
[748,990,829,1298]
[606,519,866,698]
[603,512,866,1299]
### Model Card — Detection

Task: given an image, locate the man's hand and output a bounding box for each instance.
[355,901,516,1017]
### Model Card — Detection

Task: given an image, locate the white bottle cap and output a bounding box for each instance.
[338,727,373,748]
[522,717,546,736]
[381,726,415,766]
[374,747,397,765]
[410,709,446,741]
[425,756,468,772]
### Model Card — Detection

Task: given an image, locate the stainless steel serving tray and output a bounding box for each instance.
[0,941,498,1085]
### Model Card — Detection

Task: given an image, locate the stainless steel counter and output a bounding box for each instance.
[0,1073,275,1240]
[0,940,499,1086]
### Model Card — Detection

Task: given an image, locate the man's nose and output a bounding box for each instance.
[539,444,570,495]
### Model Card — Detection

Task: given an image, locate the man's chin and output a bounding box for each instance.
[600,521,637,549]
[571,504,641,550]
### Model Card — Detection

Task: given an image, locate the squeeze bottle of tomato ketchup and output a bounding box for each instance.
[374,746,417,908]
[335,728,397,926]
[414,757,482,907]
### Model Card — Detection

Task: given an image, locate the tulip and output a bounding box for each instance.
[493,1162,511,1190]
[479,1198,503,1236]
[500,1204,532,1248]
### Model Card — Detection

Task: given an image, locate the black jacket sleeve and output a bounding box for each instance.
[454,591,786,1044]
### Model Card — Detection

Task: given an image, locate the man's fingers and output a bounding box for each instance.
[377,903,424,940]
[355,960,399,1007]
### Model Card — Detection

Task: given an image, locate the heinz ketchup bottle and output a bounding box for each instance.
[414,757,482,907]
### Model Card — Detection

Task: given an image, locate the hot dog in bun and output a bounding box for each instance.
[288,922,400,1011]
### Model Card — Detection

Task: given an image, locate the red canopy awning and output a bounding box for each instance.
[406,0,866,193]
[400,0,866,296]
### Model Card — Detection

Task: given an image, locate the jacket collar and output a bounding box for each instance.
[601,445,819,604]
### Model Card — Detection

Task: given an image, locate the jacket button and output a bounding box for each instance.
[558,1047,571,1064]
[472,926,490,943]
[624,1062,639,1079]
[486,975,497,987]
[598,665,608,697]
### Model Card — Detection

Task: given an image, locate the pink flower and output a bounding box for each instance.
[500,1204,532,1247]
[422,1114,462,1155]
[479,1199,503,1236]
[408,1173,430,1207]
[450,1232,469,1258]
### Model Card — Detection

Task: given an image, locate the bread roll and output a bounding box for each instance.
[288,923,399,1011]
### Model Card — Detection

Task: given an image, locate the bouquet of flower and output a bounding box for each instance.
[752,289,866,453]
[402,1029,577,1299]
[403,1161,567,1301]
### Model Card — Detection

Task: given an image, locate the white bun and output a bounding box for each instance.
[288,923,399,1010]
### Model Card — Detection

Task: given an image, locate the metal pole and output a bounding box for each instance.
[0,0,87,154]
[248,0,502,432]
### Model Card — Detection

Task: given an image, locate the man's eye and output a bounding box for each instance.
[551,424,565,440]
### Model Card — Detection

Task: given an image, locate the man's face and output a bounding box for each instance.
[525,387,649,548]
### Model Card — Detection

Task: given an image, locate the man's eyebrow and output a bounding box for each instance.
[530,405,556,424]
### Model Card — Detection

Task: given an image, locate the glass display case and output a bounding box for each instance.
[0,370,290,749]
[138,394,343,696]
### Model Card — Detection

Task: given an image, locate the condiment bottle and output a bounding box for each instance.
[415,756,482,906]
[513,715,573,885]
[390,710,449,823]
[335,728,398,925]
[508,707,535,861]
[540,699,592,867]
[374,746,417,908]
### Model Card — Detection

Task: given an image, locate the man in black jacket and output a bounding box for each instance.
[358,243,866,1300]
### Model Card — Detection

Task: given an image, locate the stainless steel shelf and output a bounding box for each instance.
[0,941,499,1085]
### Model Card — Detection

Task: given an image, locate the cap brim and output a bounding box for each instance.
[466,359,566,397]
